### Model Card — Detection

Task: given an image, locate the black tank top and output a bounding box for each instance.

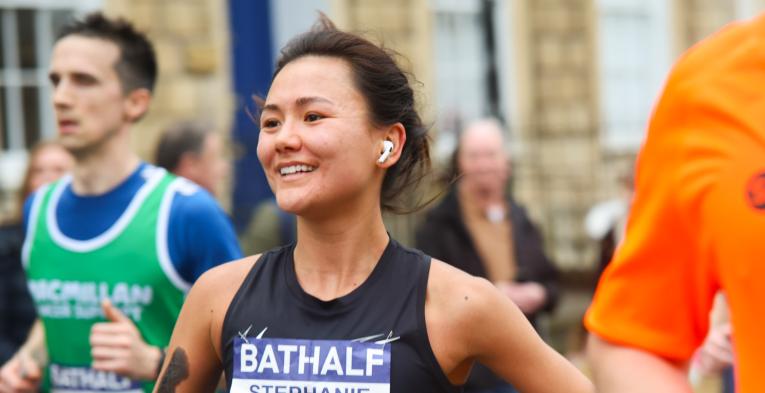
[221,238,461,393]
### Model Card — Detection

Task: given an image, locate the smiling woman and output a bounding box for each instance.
[154,14,593,393]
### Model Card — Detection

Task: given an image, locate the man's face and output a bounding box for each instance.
[458,124,509,198]
[48,35,127,155]
[190,133,230,196]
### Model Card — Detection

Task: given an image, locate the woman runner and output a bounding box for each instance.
[155,16,592,393]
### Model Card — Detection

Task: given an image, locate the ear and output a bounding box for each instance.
[123,88,152,122]
[376,122,406,169]
[175,151,200,178]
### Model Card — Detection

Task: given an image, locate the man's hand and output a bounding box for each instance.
[90,300,162,381]
[496,281,547,314]
[695,323,734,375]
[0,320,46,393]
[0,350,42,393]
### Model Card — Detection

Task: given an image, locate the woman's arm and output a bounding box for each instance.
[154,257,256,393]
[427,260,593,393]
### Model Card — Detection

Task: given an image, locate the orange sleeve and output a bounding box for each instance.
[585,69,722,361]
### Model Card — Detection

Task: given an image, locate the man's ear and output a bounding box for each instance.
[123,88,152,122]
[174,151,200,179]
[377,122,407,168]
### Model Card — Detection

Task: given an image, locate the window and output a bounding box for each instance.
[431,0,516,158]
[0,1,99,191]
[596,0,672,150]
[269,0,330,61]
[734,0,762,19]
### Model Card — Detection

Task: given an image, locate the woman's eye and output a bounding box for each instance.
[261,119,280,129]
[305,113,323,122]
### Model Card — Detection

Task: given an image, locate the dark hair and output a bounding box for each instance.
[154,121,213,172]
[57,12,157,94]
[273,14,430,213]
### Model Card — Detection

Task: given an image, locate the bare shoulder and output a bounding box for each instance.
[425,259,507,381]
[427,258,501,316]
[190,254,262,358]
[190,254,261,309]
[194,254,261,293]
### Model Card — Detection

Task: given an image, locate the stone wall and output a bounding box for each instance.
[513,0,601,270]
[99,0,761,265]
[679,0,735,45]
[324,0,764,267]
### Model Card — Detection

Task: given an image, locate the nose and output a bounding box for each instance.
[52,80,73,109]
[274,119,302,153]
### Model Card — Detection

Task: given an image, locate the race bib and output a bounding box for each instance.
[49,364,143,393]
[231,337,391,393]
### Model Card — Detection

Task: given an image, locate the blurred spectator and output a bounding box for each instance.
[154,121,230,197]
[0,141,73,363]
[416,118,559,393]
[690,294,735,393]
[0,13,241,393]
[239,198,295,255]
[584,170,633,278]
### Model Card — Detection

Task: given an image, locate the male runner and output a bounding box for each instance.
[0,12,241,393]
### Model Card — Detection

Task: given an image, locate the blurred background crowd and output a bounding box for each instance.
[1,0,762,391]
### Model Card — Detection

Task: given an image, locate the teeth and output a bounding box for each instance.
[279,165,315,176]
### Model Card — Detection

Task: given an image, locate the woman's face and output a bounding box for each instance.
[257,56,384,218]
[27,145,74,194]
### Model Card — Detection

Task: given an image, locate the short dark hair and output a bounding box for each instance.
[155,121,213,172]
[274,15,430,213]
[57,12,157,94]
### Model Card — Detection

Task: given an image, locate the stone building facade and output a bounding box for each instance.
[1,0,763,272]
[332,0,765,271]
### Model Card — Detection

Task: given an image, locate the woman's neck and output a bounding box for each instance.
[292,203,390,301]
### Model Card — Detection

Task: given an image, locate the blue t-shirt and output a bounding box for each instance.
[23,163,242,284]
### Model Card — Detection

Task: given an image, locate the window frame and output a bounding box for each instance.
[596,0,673,152]
[430,0,517,159]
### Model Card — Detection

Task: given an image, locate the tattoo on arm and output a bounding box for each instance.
[156,348,189,393]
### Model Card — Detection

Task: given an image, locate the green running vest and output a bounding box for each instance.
[24,167,189,393]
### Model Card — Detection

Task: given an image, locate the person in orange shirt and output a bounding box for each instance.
[585,13,765,393]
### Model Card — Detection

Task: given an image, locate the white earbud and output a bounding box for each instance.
[378,140,395,164]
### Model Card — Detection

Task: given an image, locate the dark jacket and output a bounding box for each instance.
[0,223,36,364]
[416,188,559,316]
[415,188,560,390]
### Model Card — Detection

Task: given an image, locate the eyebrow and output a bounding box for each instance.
[262,96,334,113]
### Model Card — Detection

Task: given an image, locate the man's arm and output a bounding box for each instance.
[170,187,242,284]
[0,320,45,393]
[587,334,691,393]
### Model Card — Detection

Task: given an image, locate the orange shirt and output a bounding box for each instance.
[585,13,765,392]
